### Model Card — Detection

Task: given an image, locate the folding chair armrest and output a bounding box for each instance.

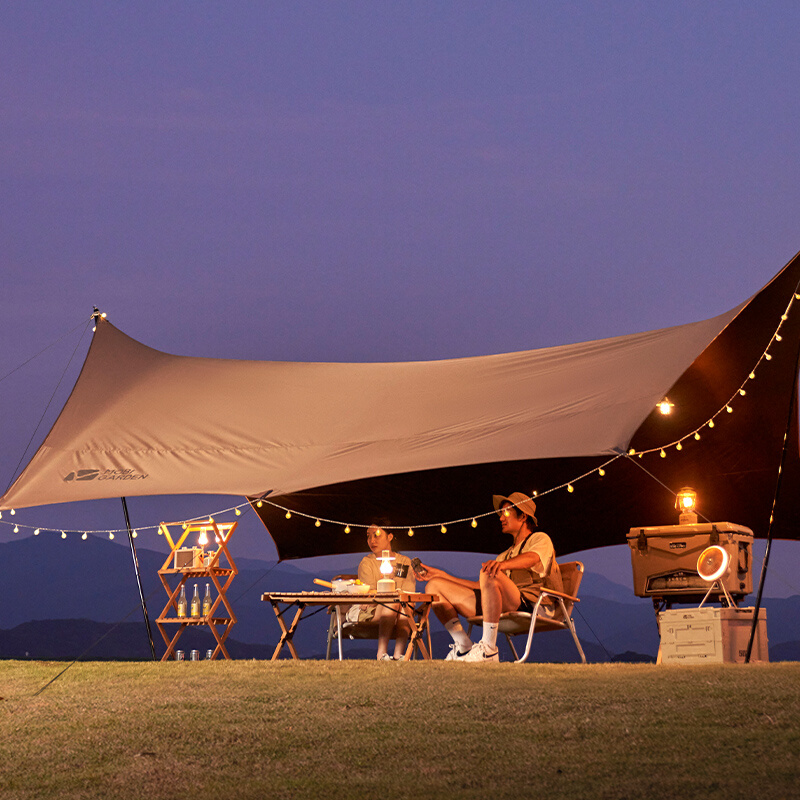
[540,588,579,603]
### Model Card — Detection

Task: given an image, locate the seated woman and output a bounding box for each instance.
[349,520,416,661]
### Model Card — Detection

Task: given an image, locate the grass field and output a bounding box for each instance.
[2,660,799,800]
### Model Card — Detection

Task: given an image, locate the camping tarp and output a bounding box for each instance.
[3,251,800,559]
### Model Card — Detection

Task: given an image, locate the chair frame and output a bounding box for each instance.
[467,561,587,664]
[324,574,431,660]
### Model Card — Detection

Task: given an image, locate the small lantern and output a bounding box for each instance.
[198,527,209,548]
[377,549,396,592]
[675,487,698,525]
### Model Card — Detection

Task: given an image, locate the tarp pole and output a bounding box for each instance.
[121,497,156,660]
[745,321,800,663]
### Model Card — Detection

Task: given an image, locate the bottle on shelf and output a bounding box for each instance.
[177,585,188,619]
[203,582,212,617]
[190,583,201,618]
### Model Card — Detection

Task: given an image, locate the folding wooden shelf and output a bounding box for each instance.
[155,518,238,660]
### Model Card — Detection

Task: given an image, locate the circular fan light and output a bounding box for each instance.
[697,545,730,582]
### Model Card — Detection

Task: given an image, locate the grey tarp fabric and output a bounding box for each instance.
[0,308,739,511]
[3,250,800,560]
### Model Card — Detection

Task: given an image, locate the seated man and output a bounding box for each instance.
[417,492,562,662]
[349,521,416,661]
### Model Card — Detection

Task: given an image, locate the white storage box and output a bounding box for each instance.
[657,606,768,664]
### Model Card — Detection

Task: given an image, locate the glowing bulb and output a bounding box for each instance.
[795,293,800,299]
[782,314,788,321]
[739,389,746,396]
[109,532,114,540]
[708,420,715,428]
[34,528,40,535]
[765,353,773,361]
[726,405,733,413]
[198,529,208,546]
[82,532,88,540]
[629,448,636,455]
[658,399,674,415]
[676,442,683,451]
[61,531,67,539]
[471,519,477,528]
[660,450,666,458]
[532,490,538,497]
[749,372,756,379]
[598,468,605,477]
[257,501,263,508]
[235,508,242,516]
[285,511,292,519]
[132,530,138,538]
[695,432,701,440]
[10,509,15,515]
[567,484,574,493]
[344,525,351,534]
[407,528,414,537]
[13,525,19,533]
[440,525,447,533]
[776,334,783,342]
[315,519,321,527]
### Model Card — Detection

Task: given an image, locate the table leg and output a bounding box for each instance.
[402,600,432,661]
[269,602,305,661]
[336,606,344,661]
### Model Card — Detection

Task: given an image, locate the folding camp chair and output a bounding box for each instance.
[467,561,587,664]
[324,574,431,660]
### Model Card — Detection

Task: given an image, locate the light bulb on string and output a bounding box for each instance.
[61,531,67,539]
[782,314,788,321]
[13,525,19,533]
[235,508,242,516]
[471,519,477,528]
[256,501,263,508]
[109,532,114,540]
[739,389,746,396]
[660,450,666,458]
[285,511,291,520]
[676,441,683,450]
[132,530,138,538]
[629,448,636,455]
[82,532,88,540]
[776,334,783,342]
[315,519,321,528]
[567,484,574,493]
[34,529,40,536]
[440,525,447,533]
[598,468,605,477]
[708,420,715,428]
[726,405,733,413]
[407,528,414,537]
[10,509,14,515]
[695,432,701,440]
[765,353,773,361]
[749,372,756,379]
[344,525,351,534]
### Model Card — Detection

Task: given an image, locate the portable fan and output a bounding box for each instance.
[696,545,736,608]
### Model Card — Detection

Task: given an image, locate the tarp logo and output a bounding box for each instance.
[64,468,148,482]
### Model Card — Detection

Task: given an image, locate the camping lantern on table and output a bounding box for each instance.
[377,549,396,592]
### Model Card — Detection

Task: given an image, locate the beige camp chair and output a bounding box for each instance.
[324,574,431,660]
[466,561,587,664]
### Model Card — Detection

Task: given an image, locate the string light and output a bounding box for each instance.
[676,442,682,451]
[407,528,414,537]
[13,525,19,533]
[82,532,88,540]
[567,484,574,493]
[109,532,114,540]
[315,519,321,527]
[660,450,666,458]
[440,525,447,533]
[285,511,291,519]
[61,531,66,539]
[344,525,351,534]
[598,468,605,476]
[708,420,715,428]
[471,519,477,528]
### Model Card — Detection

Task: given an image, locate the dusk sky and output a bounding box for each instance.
[2,3,800,595]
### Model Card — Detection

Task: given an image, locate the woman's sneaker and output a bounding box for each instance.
[444,643,472,660]
[461,641,500,662]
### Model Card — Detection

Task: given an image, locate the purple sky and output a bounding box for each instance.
[2,3,800,595]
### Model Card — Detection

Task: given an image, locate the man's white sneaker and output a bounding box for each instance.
[379,653,397,661]
[444,643,472,661]
[461,641,500,662]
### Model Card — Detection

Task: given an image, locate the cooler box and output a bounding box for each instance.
[627,522,753,601]
[657,607,768,664]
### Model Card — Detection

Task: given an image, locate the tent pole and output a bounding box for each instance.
[745,317,800,663]
[121,497,157,660]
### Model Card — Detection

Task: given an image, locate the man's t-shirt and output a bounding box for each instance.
[496,531,562,608]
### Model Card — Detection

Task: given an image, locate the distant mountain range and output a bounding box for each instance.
[2,536,798,662]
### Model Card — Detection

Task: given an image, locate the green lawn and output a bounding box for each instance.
[2,660,798,800]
